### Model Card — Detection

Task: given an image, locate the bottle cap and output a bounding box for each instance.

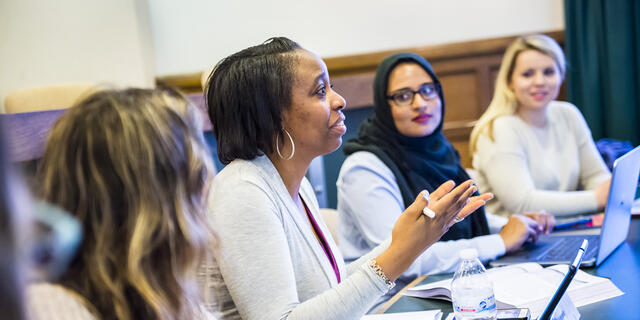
[459,248,478,260]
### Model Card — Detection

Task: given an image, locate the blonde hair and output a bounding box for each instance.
[470,34,566,154]
[38,88,215,320]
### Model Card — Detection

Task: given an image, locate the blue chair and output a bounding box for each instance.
[315,106,375,209]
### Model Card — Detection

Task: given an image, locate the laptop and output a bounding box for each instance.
[490,145,640,268]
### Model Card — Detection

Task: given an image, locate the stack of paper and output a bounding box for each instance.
[361,310,442,320]
[403,262,623,319]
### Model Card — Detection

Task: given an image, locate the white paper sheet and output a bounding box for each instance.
[404,263,624,319]
[361,310,442,320]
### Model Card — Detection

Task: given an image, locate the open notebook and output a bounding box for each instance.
[403,263,622,319]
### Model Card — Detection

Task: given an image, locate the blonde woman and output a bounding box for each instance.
[470,34,611,217]
[28,88,217,320]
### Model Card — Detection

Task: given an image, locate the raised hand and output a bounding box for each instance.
[375,180,490,281]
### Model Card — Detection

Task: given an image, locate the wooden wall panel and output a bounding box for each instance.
[439,71,479,122]
[450,140,472,169]
[331,72,375,109]
[157,31,565,166]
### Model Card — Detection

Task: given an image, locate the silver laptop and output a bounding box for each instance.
[490,145,640,268]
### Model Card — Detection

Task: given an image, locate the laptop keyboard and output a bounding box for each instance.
[538,236,600,261]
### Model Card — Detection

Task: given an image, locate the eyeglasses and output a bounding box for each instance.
[386,83,440,107]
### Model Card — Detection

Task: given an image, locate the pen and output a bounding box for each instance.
[422,191,435,218]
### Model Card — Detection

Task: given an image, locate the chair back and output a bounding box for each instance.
[319,208,339,244]
[4,83,96,113]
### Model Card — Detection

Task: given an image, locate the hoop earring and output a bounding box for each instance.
[276,129,295,160]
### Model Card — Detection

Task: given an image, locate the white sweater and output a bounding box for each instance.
[473,101,611,216]
[201,155,391,320]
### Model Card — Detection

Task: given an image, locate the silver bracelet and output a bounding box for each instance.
[368,259,396,290]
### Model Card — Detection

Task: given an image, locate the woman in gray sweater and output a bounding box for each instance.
[202,37,492,320]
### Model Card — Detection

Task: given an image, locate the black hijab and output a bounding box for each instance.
[343,53,489,241]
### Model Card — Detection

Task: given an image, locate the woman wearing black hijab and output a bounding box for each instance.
[337,53,553,291]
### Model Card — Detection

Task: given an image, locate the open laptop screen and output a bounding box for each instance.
[596,146,640,266]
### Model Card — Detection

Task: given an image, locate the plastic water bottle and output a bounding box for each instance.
[451,248,497,320]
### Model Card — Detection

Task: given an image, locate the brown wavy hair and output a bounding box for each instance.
[37,88,215,319]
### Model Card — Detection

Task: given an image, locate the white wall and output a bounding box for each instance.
[0,0,155,111]
[148,0,565,76]
[0,0,564,110]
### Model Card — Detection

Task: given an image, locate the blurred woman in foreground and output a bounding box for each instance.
[30,88,217,320]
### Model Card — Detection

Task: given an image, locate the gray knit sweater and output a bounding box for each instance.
[200,155,391,320]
